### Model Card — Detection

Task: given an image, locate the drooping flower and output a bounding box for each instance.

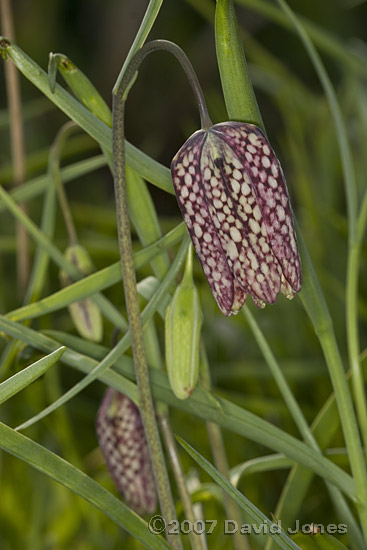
[171,122,302,315]
[96,388,157,515]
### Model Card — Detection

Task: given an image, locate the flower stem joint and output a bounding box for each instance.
[171,122,302,315]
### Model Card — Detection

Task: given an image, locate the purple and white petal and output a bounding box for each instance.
[170,121,302,314]
[212,122,302,294]
[201,131,282,305]
[171,131,236,315]
[96,389,156,515]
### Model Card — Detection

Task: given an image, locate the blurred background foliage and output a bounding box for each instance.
[0,0,366,549]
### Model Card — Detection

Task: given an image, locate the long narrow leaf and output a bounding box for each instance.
[0,347,65,405]
[0,316,356,500]
[0,38,173,194]
[0,422,170,550]
[177,436,301,550]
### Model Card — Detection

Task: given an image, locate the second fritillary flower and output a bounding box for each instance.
[96,389,157,515]
[171,122,302,315]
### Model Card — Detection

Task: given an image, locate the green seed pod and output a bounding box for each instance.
[165,245,203,399]
[60,244,103,342]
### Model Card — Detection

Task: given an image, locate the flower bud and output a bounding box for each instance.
[96,388,157,515]
[165,246,203,399]
[59,244,103,342]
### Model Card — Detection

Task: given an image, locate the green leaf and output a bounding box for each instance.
[0,347,65,405]
[11,237,189,431]
[215,0,263,127]
[0,156,106,212]
[6,223,185,323]
[177,436,302,550]
[0,37,174,194]
[292,532,349,550]
[230,454,293,487]
[234,0,367,76]
[0,315,356,501]
[0,422,170,549]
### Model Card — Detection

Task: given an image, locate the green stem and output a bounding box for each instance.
[112,51,185,550]
[298,229,367,539]
[113,40,212,130]
[49,122,79,245]
[112,38,217,546]
[274,0,367,536]
[243,305,364,550]
[347,190,367,457]
[114,0,163,91]
[200,343,249,550]
[215,0,367,539]
[159,412,206,550]
[215,0,263,129]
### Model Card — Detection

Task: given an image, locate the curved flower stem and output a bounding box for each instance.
[114,0,163,90]
[112,97,181,544]
[112,39,213,549]
[113,40,212,131]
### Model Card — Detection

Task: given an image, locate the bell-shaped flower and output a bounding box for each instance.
[171,122,302,315]
[96,388,157,515]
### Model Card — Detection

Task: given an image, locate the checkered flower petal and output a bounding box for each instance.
[96,389,156,515]
[171,122,301,315]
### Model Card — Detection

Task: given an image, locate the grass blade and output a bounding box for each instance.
[0,315,356,500]
[0,37,173,194]
[0,422,170,549]
[177,436,302,550]
[0,347,65,405]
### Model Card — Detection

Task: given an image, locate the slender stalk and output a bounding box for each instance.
[215,0,367,539]
[112,39,215,546]
[49,122,79,245]
[0,0,29,293]
[298,228,367,539]
[114,0,163,90]
[113,40,212,131]
[142,303,203,549]
[159,412,206,550]
[274,0,367,536]
[200,343,249,550]
[347,190,367,456]
[242,305,364,550]
[113,86,180,550]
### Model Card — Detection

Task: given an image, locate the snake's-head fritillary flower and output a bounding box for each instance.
[96,388,157,515]
[171,122,302,315]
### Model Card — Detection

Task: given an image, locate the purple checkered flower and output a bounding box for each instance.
[96,388,156,515]
[171,122,302,315]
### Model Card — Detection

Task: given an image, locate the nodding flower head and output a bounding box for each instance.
[96,389,157,515]
[171,122,302,315]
